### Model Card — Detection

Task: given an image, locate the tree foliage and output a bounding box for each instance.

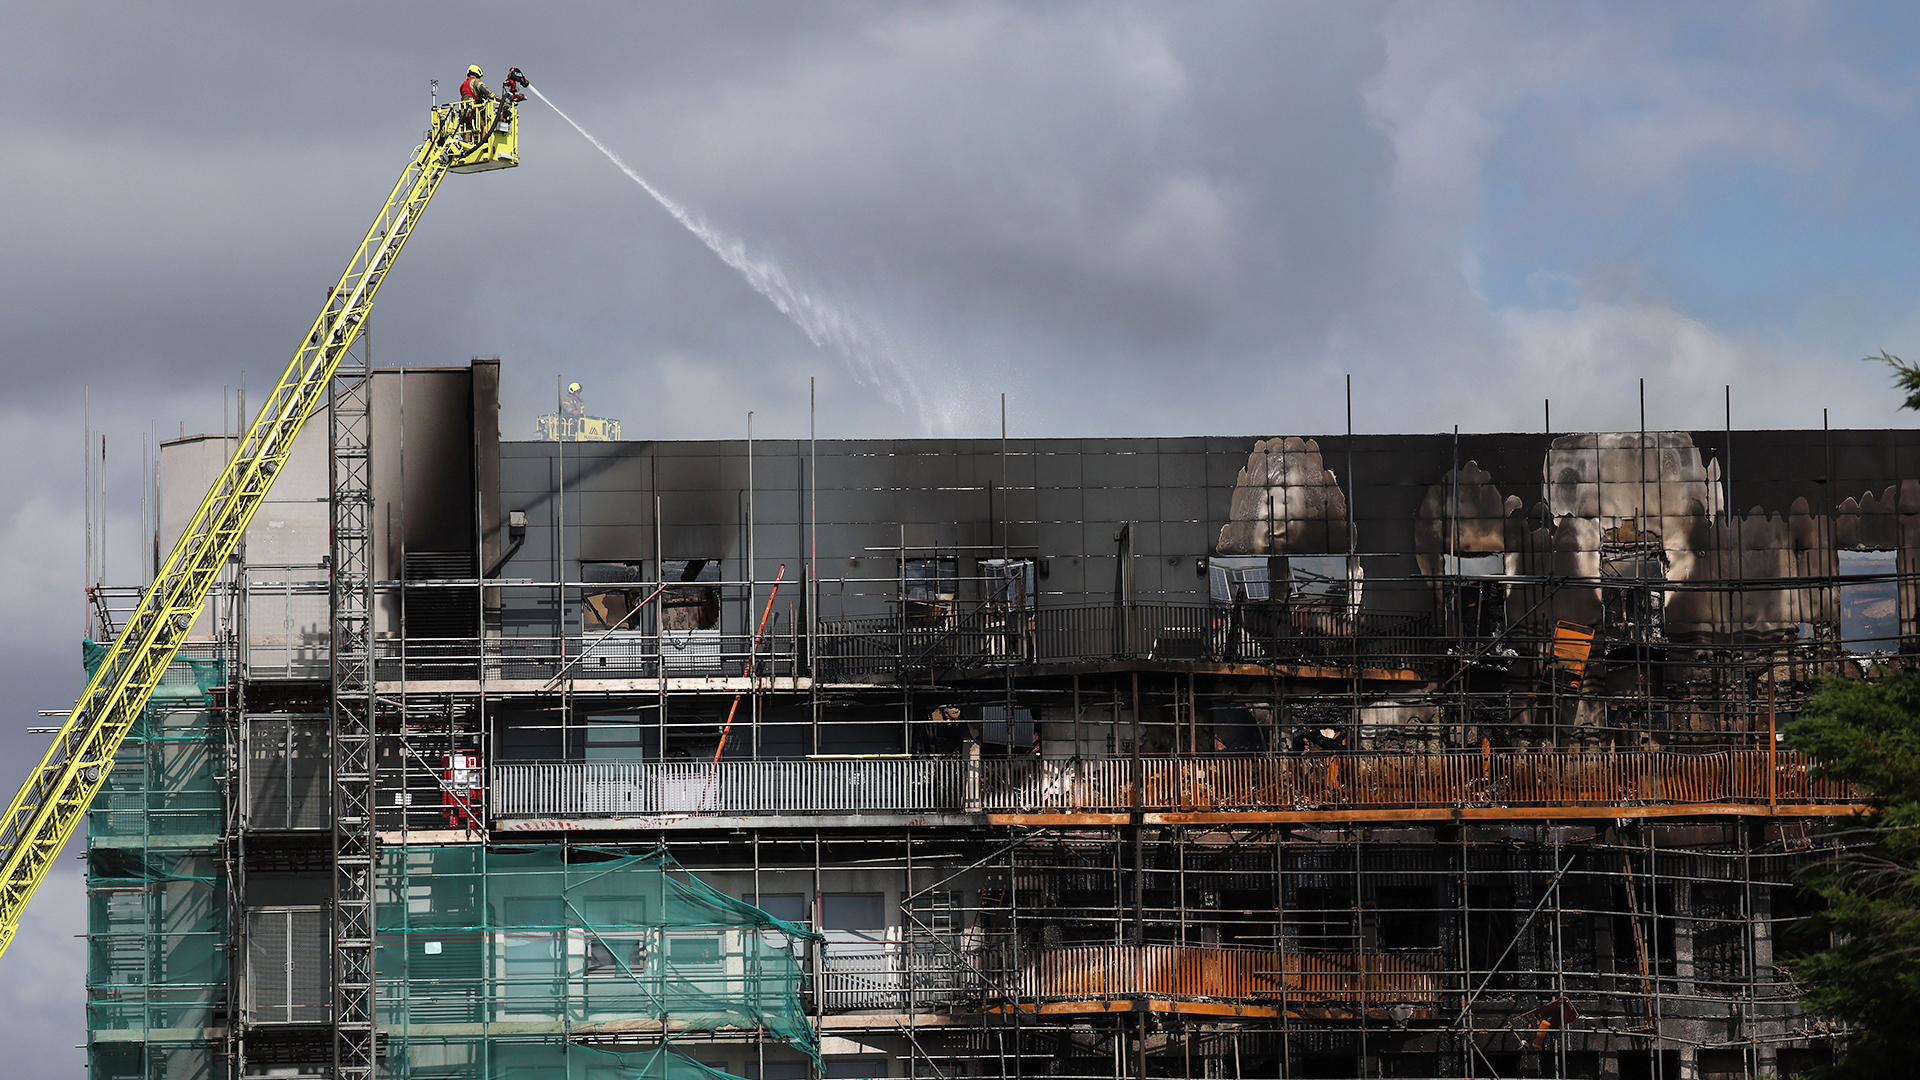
[1784,671,1920,1078]
[1867,350,1920,413]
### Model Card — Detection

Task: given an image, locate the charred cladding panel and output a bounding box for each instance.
[493,430,1920,638]
[370,368,478,562]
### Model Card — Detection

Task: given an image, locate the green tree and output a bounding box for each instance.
[1869,349,1920,412]
[1784,671,1920,1078]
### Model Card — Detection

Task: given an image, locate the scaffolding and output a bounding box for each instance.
[83,420,1919,1079]
[374,843,821,1076]
[85,650,226,1080]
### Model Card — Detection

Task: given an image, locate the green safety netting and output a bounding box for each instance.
[87,1043,219,1080]
[81,642,225,843]
[87,704,225,843]
[84,642,228,1070]
[82,638,223,706]
[388,1039,769,1080]
[377,844,823,1069]
[86,844,226,1035]
[78,639,815,1080]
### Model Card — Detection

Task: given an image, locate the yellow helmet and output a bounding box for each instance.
[467,65,484,77]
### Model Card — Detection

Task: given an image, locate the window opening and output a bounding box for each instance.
[1208,556,1271,603]
[582,561,647,632]
[754,894,808,926]
[979,558,1036,660]
[1287,555,1354,607]
[1373,885,1439,950]
[580,713,646,763]
[1840,549,1899,653]
[1600,523,1666,641]
[821,893,886,940]
[1291,884,1357,952]
[979,558,1036,609]
[586,935,650,977]
[1442,553,1503,576]
[661,558,721,632]
[899,555,958,626]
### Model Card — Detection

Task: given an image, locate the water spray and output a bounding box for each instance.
[527,86,944,430]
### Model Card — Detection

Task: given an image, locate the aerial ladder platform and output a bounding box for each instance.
[0,68,530,988]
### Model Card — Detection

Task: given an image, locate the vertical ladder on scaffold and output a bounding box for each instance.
[330,349,378,1080]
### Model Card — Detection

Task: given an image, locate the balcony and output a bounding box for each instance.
[491,758,967,828]
[489,749,1856,829]
[818,944,971,1011]
[812,602,1435,681]
[366,632,805,686]
[1014,944,1442,1016]
[984,749,1857,819]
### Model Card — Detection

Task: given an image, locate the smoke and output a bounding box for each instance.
[528,86,954,433]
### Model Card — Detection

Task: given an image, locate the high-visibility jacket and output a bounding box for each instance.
[460,75,493,102]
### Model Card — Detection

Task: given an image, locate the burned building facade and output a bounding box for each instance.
[88,359,1890,1078]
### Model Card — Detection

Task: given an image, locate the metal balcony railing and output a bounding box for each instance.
[491,758,965,819]
[818,944,971,1011]
[811,601,1436,679]
[363,633,804,682]
[1020,944,1443,1008]
[490,749,1853,823]
[980,749,1855,813]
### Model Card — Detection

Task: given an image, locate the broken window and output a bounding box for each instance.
[1601,523,1666,639]
[980,558,1037,658]
[1776,1048,1832,1077]
[1617,1051,1682,1080]
[1691,883,1745,989]
[1377,1054,1441,1079]
[1287,555,1355,606]
[660,559,721,632]
[1840,549,1899,652]
[1467,881,1520,984]
[903,556,957,599]
[979,558,1036,609]
[1209,556,1273,603]
[902,555,957,619]
[581,561,647,631]
[1771,882,1830,959]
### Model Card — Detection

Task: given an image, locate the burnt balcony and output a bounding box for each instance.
[489,749,1856,829]
[811,601,1436,681]
[983,748,1856,817]
[1014,944,1443,1017]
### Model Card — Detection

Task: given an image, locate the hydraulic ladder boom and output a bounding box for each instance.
[0,84,527,958]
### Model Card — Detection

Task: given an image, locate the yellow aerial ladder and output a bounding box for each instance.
[0,69,531,962]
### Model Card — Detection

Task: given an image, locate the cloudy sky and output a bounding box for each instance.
[7,0,1920,1068]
